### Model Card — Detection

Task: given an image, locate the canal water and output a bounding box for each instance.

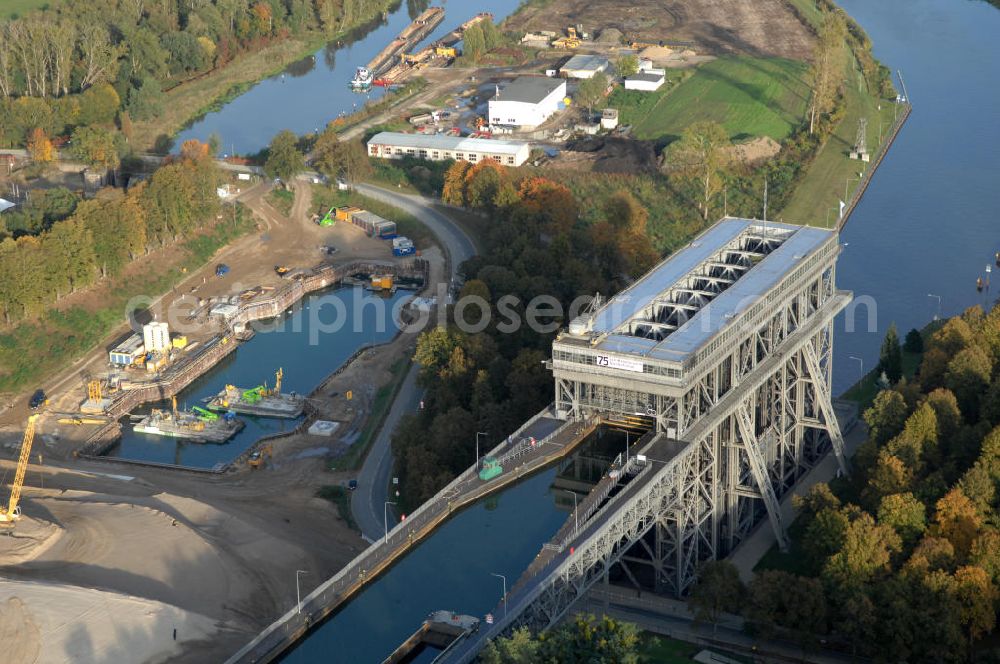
[175,0,524,154]
[832,0,1000,393]
[106,287,412,469]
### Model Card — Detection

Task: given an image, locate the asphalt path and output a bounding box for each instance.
[349,183,477,541]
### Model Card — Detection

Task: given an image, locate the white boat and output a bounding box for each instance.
[350,66,373,89]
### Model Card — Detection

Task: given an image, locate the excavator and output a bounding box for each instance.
[249,444,272,469]
[0,415,39,527]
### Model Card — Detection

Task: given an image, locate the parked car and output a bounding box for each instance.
[348,479,358,491]
[29,389,46,409]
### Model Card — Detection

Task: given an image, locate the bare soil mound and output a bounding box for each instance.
[505,0,816,61]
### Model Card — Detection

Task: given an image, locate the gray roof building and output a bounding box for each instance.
[495,77,566,104]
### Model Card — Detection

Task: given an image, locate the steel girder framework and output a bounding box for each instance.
[490,292,851,642]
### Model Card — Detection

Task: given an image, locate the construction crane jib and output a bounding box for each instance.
[1,414,40,525]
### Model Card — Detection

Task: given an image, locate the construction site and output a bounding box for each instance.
[0,175,449,662]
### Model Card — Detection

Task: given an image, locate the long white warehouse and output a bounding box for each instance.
[366,132,531,167]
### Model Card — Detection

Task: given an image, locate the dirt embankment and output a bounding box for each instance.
[505,0,816,61]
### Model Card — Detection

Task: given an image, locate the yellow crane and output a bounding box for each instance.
[0,415,39,526]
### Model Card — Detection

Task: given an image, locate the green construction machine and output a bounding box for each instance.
[318,207,336,227]
[242,386,265,404]
[192,406,219,421]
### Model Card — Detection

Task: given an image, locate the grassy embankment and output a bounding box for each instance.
[131,36,327,151]
[777,0,899,226]
[778,49,898,227]
[0,209,255,393]
[639,634,754,663]
[316,485,358,530]
[336,356,411,473]
[610,57,811,145]
[266,188,295,217]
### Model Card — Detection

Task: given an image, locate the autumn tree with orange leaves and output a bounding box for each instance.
[26,128,54,162]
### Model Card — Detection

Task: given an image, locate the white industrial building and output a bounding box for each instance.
[625,59,667,91]
[143,321,171,353]
[560,54,609,79]
[367,132,531,167]
[488,77,567,129]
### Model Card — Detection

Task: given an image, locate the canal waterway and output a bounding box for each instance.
[174,0,523,154]
[832,0,1000,393]
[106,287,411,469]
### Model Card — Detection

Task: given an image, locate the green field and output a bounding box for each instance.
[609,57,811,144]
[778,49,899,227]
[2,0,53,19]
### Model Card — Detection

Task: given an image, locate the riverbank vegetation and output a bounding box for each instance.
[0,0,400,151]
[744,305,1000,661]
[0,143,261,391]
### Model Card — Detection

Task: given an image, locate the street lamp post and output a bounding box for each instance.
[384,501,397,544]
[928,293,942,320]
[296,570,309,614]
[491,572,507,619]
[564,489,579,536]
[849,356,864,382]
[476,432,488,470]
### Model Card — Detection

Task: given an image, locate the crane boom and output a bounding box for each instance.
[1,414,39,524]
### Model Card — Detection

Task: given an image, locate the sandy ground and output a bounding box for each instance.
[0,581,216,664]
[0,179,450,663]
[505,0,816,61]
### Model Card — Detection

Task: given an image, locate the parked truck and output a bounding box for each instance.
[392,236,416,256]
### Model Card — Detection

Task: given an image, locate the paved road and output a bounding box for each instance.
[349,183,477,541]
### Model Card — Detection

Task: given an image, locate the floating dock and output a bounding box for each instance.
[133,407,243,443]
[382,611,480,664]
[207,385,304,419]
[365,7,445,76]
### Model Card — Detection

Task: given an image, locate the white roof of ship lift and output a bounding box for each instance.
[368,131,528,156]
[587,218,833,362]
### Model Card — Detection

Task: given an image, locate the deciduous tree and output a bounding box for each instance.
[264,129,304,182]
[664,121,732,222]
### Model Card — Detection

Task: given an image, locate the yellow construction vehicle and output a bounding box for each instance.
[249,444,272,469]
[273,367,283,396]
[87,380,102,402]
[0,415,39,526]
[553,26,581,49]
[435,45,457,58]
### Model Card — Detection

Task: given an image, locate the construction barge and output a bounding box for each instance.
[364,6,445,77]
[206,369,305,419]
[132,401,244,444]
[378,12,493,85]
[382,611,480,664]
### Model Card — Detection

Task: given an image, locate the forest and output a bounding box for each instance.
[390,160,660,509]
[0,142,221,324]
[689,307,1000,662]
[0,0,399,148]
